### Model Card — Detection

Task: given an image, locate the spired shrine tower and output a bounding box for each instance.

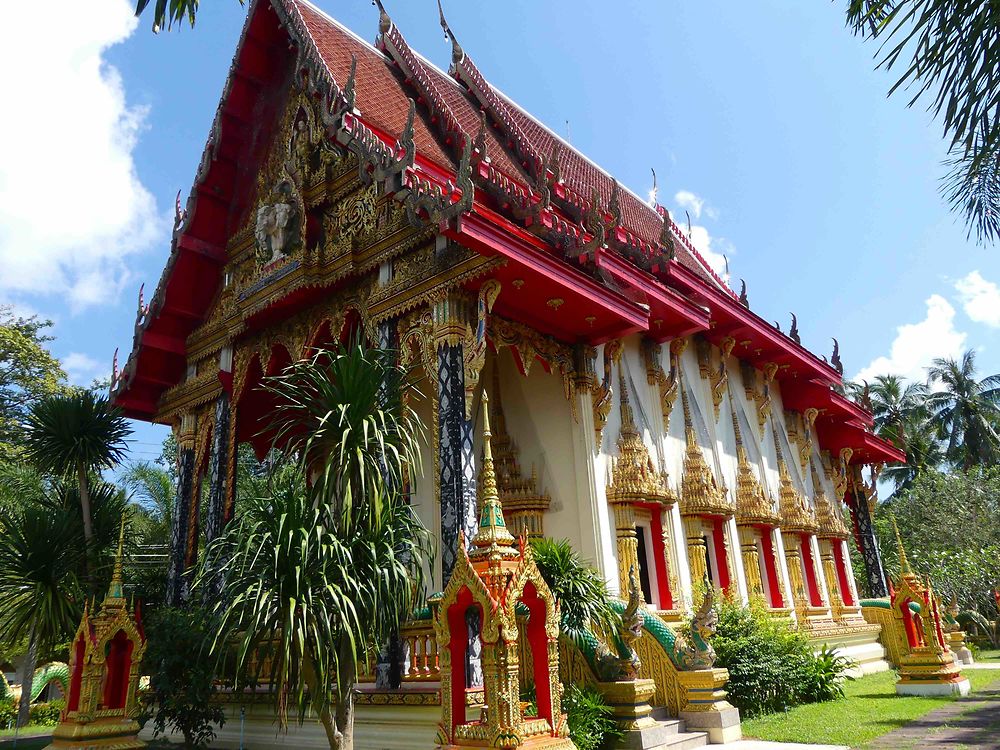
[112,1,904,746]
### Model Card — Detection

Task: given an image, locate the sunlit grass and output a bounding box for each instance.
[742,668,1000,748]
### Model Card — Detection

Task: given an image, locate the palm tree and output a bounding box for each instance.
[863,375,929,449]
[926,351,1000,469]
[122,462,175,546]
[0,500,84,727]
[197,342,431,750]
[23,391,131,558]
[847,1,1000,242]
[880,417,944,492]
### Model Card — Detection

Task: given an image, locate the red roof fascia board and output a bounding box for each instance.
[780,379,874,428]
[667,261,840,386]
[450,207,649,343]
[593,248,709,341]
[815,420,906,465]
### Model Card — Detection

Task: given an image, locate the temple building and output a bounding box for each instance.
[112,1,904,746]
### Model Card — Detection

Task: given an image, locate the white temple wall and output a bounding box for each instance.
[407,372,442,593]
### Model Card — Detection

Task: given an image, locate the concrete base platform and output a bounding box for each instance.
[895,678,971,697]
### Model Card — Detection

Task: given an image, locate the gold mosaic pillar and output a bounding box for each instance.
[613,502,640,598]
[820,543,844,621]
[685,517,709,587]
[782,535,809,619]
[738,527,765,599]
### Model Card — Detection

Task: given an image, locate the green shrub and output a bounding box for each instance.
[0,697,14,729]
[710,598,852,717]
[28,699,64,726]
[563,683,621,750]
[143,607,225,748]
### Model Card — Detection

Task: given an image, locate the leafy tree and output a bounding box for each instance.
[846,1,1000,242]
[198,343,431,750]
[0,306,65,459]
[122,462,174,546]
[879,467,1000,616]
[926,350,1000,468]
[23,392,132,564]
[0,499,84,727]
[143,606,225,747]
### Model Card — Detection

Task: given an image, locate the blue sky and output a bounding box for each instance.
[3,0,999,463]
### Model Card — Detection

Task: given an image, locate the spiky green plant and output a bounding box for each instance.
[22,391,131,556]
[197,342,431,750]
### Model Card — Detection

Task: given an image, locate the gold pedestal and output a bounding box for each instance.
[677,668,742,744]
[47,717,145,749]
[595,679,658,732]
[896,649,970,696]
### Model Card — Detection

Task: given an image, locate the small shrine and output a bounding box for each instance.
[888,520,969,697]
[433,392,574,749]
[48,523,147,750]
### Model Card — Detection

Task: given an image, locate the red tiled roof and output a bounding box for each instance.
[292,0,453,171]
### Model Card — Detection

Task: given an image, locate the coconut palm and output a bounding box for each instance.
[122,462,175,546]
[0,500,84,727]
[926,351,1000,469]
[23,391,131,557]
[847,1,1000,242]
[197,342,431,750]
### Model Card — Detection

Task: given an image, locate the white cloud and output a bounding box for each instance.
[63,352,107,386]
[0,0,163,310]
[674,190,705,220]
[853,295,967,383]
[955,270,1000,328]
[686,224,732,281]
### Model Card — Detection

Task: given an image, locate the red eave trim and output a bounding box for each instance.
[450,206,649,334]
[594,248,709,340]
[667,261,840,385]
[781,380,874,428]
[816,421,906,464]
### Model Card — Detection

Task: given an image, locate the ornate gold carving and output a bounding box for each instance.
[546,297,564,310]
[756,362,779,436]
[708,337,736,422]
[593,340,623,444]
[643,338,678,427]
[738,526,766,599]
[730,393,778,527]
[434,395,571,748]
[608,371,677,506]
[773,424,817,534]
[813,461,849,540]
[52,524,146,748]
[678,366,731,518]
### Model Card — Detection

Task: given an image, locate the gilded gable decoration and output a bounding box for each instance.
[678,364,731,518]
[642,338,678,426]
[813,461,848,540]
[729,393,777,527]
[772,425,817,534]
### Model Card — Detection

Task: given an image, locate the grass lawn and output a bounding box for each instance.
[742,668,1000,749]
[977,647,1000,661]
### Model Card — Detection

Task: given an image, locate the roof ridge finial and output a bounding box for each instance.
[470,391,517,559]
[436,0,464,66]
[891,512,913,577]
[373,0,391,36]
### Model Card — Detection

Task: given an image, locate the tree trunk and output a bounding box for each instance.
[333,639,356,750]
[303,655,340,750]
[17,623,39,729]
[76,464,94,577]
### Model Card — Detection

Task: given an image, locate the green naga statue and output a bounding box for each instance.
[676,582,719,671]
[1,662,70,708]
[595,566,645,682]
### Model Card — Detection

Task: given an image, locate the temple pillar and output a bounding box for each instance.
[782,534,809,620]
[820,542,845,621]
[738,527,765,599]
[166,414,197,606]
[433,292,482,688]
[684,518,709,589]
[204,392,231,545]
[612,502,640,599]
[849,488,888,598]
